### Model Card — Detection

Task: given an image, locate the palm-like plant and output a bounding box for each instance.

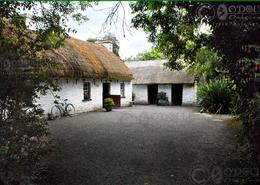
[197,79,233,114]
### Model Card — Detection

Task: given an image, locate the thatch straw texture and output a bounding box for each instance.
[0,18,133,80]
[45,38,133,80]
[125,60,194,84]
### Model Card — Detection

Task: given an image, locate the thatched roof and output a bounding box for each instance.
[45,38,133,80]
[0,18,133,80]
[125,60,194,84]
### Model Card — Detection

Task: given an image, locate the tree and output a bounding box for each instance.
[0,2,90,184]
[131,2,204,70]
[188,46,222,81]
[126,48,164,61]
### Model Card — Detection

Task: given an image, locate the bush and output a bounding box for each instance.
[0,110,51,184]
[197,79,233,114]
[104,98,115,106]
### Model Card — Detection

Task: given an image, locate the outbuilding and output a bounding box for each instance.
[125,60,196,105]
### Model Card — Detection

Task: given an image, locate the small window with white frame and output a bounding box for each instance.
[83,81,91,101]
[120,82,125,98]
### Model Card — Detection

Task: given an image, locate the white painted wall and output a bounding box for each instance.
[158,84,172,104]
[37,78,132,115]
[133,85,148,104]
[37,78,102,114]
[110,81,120,95]
[133,84,196,105]
[182,84,196,104]
[121,81,133,106]
[110,80,132,106]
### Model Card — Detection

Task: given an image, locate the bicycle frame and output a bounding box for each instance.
[54,99,68,115]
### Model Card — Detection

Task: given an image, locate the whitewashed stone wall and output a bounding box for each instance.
[110,81,133,106]
[121,81,133,106]
[133,85,148,104]
[182,84,196,104]
[133,84,196,105]
[37,78,132,115]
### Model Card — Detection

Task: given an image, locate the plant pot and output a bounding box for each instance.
[104,105,112,112]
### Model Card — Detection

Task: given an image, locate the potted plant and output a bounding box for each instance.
[104,98,115,111]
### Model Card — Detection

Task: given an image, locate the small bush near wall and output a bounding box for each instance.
[104,98,115,112]
[197,79,233,114]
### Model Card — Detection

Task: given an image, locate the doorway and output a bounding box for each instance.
[172,84,183,105]
[148,84,158,104]
[103,83,110,107]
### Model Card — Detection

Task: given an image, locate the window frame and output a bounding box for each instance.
[83,81,91,101]
[120,82,125,98]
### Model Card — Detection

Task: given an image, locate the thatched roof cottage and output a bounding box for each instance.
[125,60,196,105]
[38,38,133,115]
[1,18,133,115]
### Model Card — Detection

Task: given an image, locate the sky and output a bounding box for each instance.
[68,2,153,60]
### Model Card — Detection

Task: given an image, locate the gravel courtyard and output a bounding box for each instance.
[44,105,238,185]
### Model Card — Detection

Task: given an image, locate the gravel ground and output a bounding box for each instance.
[43,105,238,185]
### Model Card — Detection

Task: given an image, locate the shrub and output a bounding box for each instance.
[104,98,115,106]
[197,79,233,114]
[0,110,51,184]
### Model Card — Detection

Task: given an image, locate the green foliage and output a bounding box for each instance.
[0,111,51,184]
[189,46,222,81]
[127,48,165,61]
[197,79,233,114]
[131,2,204,69]
[104,98,115,106]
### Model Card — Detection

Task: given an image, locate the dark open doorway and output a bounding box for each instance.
[172,84,183,105]
[103,83,110,107]
[148,84,158,104]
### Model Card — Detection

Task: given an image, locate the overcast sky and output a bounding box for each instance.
[68,2,152,59]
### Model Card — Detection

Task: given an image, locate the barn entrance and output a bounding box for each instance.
[172,84,183,105]
[148,84,158,104]
[103,83,110,107]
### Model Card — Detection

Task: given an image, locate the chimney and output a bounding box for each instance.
[96,40,120,56]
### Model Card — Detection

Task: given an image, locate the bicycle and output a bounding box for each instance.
[51,98,75,119]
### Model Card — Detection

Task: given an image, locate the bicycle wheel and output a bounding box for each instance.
[51,105,62,119]
[65,103,75,116]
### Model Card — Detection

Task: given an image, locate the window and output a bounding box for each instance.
[120,83,125,98]
[83,82,91,100]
